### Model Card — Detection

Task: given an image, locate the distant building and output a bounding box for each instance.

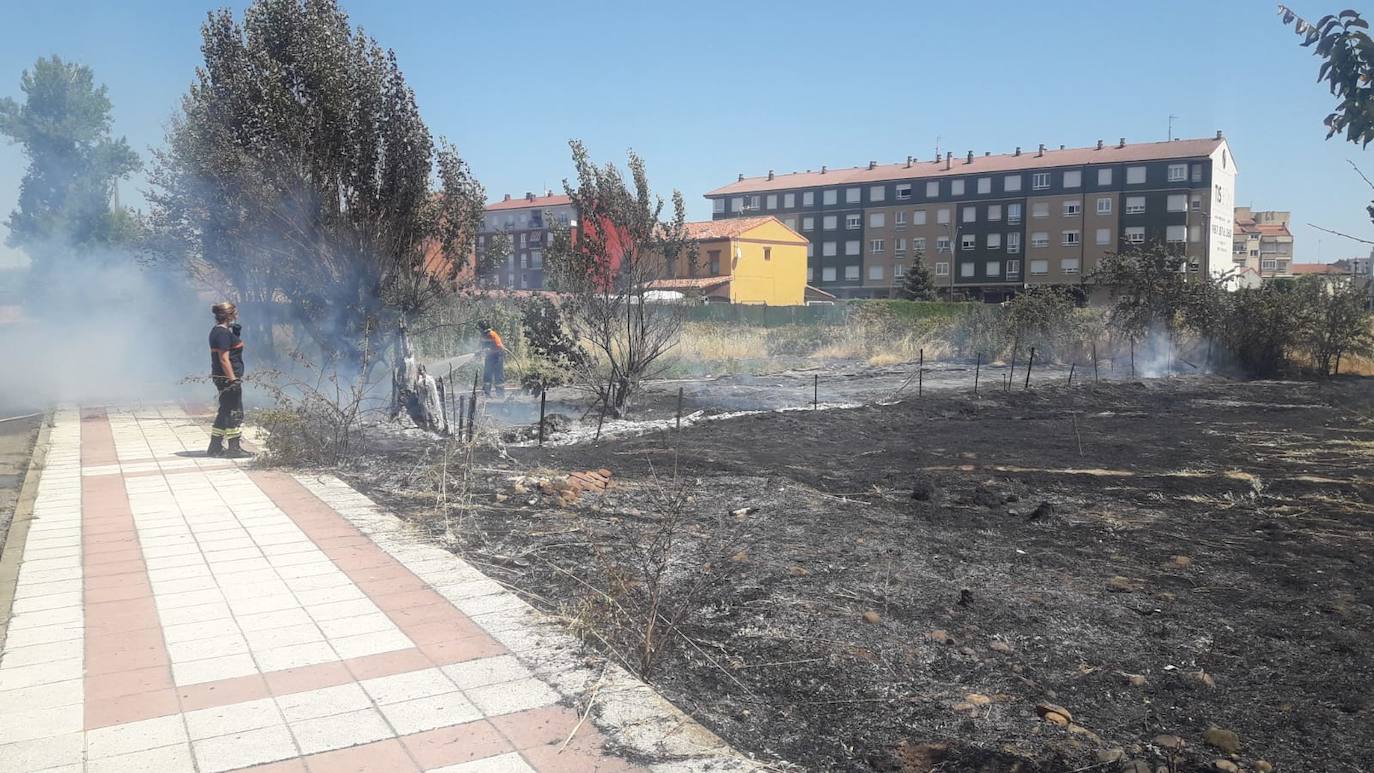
[649,216,808,305]
[704,134,1237,300]
[477,192,576,290]
[1232,208,1293,280]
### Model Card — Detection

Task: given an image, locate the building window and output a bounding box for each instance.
[846,187,861,204]
[823,189,838,205]
[713,199,725,213]
[870,185,886,202]
[1097,168,1112,185]
[747,195,761,210]
[962,206,977,223]
[1190,194,1201,211]
[1063,170,1082,188]
[803,191,815,206]
[845,264,860,280]
[823,266,837,282]
[731,196,743,212]
[961,234,976,250]
[807,242,814,257]
[708,250,721,274]
[846,214,861,229]
[960,262,975,277]
[807,267,814,282]
[1189,225,1201,243]
[894,264,907,277]
[1126,166,1146,184]
[784,193,795,208]
[987,233,1002,249]
[823,215,838,230]
[986,260,1001,276]
[1007,232,1021,252]
[870,239,885,253]
[1191,164,1203,183]
[823,241,837,256]
[784,217,798,230]
[988,204,1002,221]
[802,216,815,231]
[530,251,543,268]
[913,237,926,253]
[935,262,950,276]
[896,184,912,200]
[977,177,992,194]
[1063,200,1082,216]
[1125,226,1145,243]
[1166,225,1187,242]
[895,238,907,253]
[1096,228,1111,245]
[1261,259,1277,271]
[936,236,951,253]
[895,211,907,226]
[1167,194,1187,212]
[951,179,965,196]
[1007,203,1022,223]
[1062,230,1080,246]
[869,212,886,228]
[1030,259,1049,275]
[1167,164,1187,182]
[766,194,777,210]
[1125,196,1145,214]
[1005,175,1022,192]
[1032,172,1051,190]
[1031,232,1049,248]
[914,210,928,225]
[1097,197,1112,214]
[1032,202,1049,218]
[1061,258,1080,274]
[925,181,939,197]
[519,233,527,247]
[845,240,860,255]
[868,265,884,281]
[937,208,951,224]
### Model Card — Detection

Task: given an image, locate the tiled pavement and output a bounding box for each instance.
[0,407,747,772]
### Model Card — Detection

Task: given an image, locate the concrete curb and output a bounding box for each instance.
[0,412,53,653]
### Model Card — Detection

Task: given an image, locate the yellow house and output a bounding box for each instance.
[649,216,808,306]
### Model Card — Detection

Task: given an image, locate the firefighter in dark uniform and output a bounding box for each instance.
[208,302,251,458]
[477,320,507,397]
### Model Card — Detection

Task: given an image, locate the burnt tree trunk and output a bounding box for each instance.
[390,323,441,431]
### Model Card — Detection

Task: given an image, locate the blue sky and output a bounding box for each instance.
[2,0,1370,267]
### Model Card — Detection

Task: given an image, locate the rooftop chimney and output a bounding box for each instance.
[1216,130,1224,140]
[984,151,991,157]
[868,161,877,170]
[965,150,973,164]
[1015,146,1022,156]
[502,193,511,201]
[1037,143,1045,157]
[944,152,952,170]
[525,191,534,201]
[905,155,913,168]
[546,189,553,197]
[1118,137,1126,148]
[737,173,744,181]
[1059,144,1065,150]
[821,165,827,174]
[767,170,775,180]
[1096,139,1103,150]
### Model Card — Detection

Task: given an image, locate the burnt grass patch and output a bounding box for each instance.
[339,378,1374,772]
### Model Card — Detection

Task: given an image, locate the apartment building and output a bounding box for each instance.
[704,134,1237,300]
[477,192,576,290]
[1233,208,1294,279]
[647,216,808,305]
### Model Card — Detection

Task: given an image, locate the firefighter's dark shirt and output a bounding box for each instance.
[209,324,245,379]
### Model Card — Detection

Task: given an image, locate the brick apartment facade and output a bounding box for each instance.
[476,192,576,290]
[1232,207,1294,280]
[703,135,1238,300]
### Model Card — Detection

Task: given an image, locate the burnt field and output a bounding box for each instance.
[339,376,1374,772]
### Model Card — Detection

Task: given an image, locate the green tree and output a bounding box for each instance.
[899,254,936,300]
[0,56,141,251]
[148,0,484,369]
[1279,6,1373,147]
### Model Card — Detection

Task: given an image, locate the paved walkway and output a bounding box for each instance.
[0,407,743,772]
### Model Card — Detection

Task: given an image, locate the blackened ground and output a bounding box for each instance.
[0,410,42,552]
[340,377,1374,772]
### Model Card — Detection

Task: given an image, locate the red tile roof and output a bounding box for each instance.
[1291,263,1346,275]
[682,216,794,241]
[706,137,1228,196]
[485,194,572,212]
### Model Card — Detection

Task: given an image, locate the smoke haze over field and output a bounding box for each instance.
[0,244,208,411]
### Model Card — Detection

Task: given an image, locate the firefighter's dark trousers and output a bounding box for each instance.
[482,352,505,397]
[212,377,244,442]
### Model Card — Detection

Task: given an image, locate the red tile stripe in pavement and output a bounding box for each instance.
[80,407,180,730]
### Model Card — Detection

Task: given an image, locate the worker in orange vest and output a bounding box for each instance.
[477,320,507,397]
